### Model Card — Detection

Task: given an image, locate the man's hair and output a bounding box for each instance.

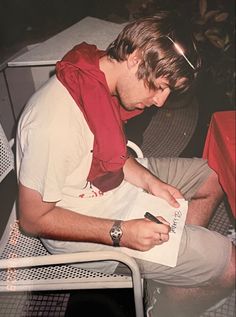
[106,11,201,93]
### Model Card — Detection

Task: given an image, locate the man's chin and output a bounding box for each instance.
[135,104,146,110]
[119,102,134,111]
[119,100,145,111]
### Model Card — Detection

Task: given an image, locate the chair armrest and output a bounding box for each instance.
[0,250,140,277]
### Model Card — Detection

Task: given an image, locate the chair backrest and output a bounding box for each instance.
[0,124,14,183]
[0,124,17,240]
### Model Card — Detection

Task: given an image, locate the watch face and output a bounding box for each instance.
[111,227,122,239]
[110,221,123,246]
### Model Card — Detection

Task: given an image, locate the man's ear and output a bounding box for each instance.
[127,50,141,69]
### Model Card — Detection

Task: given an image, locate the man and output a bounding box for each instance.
[16,12,235,317]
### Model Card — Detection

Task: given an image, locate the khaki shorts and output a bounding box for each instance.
[147,157,212,200]
[116,224,231,287]
[116,157,232,287]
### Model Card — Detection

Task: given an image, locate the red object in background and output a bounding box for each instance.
[203,111,236,217]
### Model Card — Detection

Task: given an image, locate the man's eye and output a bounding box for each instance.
[158,86,164,92]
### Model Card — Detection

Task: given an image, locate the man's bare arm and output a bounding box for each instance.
[18,182,170,251]
[18,182,114,244]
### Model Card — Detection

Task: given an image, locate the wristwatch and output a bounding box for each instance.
[109,220,123,247]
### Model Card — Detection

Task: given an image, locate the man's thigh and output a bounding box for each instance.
[116,224,232,287]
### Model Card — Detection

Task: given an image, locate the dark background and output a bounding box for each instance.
[0,0,129,62]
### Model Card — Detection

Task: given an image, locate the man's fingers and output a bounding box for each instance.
[165,192,180,208]
[156,216,170,226]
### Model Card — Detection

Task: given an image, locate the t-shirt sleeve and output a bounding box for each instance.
[19,123,70,202]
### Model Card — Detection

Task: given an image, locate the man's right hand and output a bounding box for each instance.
[121,217,170,251]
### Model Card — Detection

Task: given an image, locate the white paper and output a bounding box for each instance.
[120,192,188,267]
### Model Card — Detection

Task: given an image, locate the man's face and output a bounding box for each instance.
[115,53,172,111]
[116,73,171,111]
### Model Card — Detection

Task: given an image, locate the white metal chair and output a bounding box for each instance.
[0,123,144,317]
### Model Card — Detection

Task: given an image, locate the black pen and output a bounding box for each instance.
[144,211,163,224]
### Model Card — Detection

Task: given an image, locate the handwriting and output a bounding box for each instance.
[171,210,182,234]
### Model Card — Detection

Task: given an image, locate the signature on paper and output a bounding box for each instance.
[171,210,182,234]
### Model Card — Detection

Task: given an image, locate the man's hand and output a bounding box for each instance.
[121,217,170,251]
[123,157,184,208]
[146,177,183,208]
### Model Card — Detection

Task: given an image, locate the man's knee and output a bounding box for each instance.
[192,169,223,200]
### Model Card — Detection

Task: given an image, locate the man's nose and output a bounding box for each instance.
[152,88,170,107]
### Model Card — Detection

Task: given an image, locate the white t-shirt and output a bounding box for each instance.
[16,76,143,272]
